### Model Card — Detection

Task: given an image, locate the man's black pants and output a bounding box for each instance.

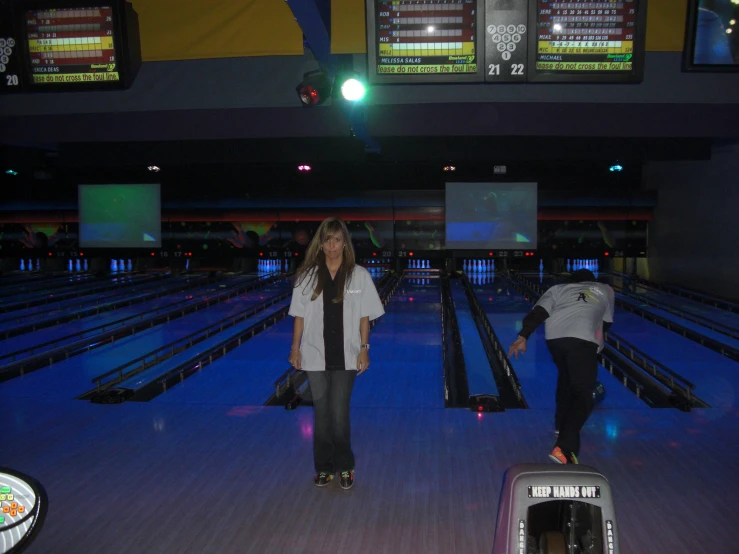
[547,337,599,457]
[306,370,357,474]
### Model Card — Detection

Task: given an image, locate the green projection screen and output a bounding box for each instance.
[79,184,161,248]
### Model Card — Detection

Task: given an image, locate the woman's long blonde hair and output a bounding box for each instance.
[293,217,356,302]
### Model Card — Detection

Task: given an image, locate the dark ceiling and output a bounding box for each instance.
[1,135,712,170]
[0,133,712,205]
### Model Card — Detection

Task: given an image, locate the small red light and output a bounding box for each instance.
[372,252,377,257]
[409,252,414,256]
[151,252,155,257]
[604,252,610,257]
[79,252,84,256]
[409,297,414,302]
[489,252,493,256]
[294,252,299,257]
[478,405,484,412]
[259,252,263,257]
[298,85,320,106]
[48,252,52,256]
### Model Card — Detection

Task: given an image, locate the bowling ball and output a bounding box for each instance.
[593,381,606,404]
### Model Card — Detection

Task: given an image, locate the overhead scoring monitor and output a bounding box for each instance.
[366,0,486,84]
[25,5,120,86]
[366,0,647,83]
[528,0,647,82]
[682,0,739,72]
[0,0,141,94]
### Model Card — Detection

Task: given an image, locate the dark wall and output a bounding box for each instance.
[2,52,739,116]
[1,52,738,144]
[645,144,739,300]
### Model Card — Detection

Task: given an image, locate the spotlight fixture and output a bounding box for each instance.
[340,79,365,101]
[609,163,623,172]
[297,164,312,172]
[295,69,369,106]
[443,164,456,172]
[296,70,332,107]
[4,169,18,176]
[147,165,161,172]
[336,72,367,102]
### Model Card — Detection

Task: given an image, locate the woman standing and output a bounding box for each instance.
[288,218,384,489]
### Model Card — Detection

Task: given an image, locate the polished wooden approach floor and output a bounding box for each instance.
[3,273,738,553]
[6,396,738,554]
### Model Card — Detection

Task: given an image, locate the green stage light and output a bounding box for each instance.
[339,77,366,101]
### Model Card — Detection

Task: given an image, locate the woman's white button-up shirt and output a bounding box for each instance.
[288,265,385,371]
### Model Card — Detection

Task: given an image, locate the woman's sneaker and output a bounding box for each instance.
[549,446,578,465]
[314,472,334,487]
[339,470,355,490]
